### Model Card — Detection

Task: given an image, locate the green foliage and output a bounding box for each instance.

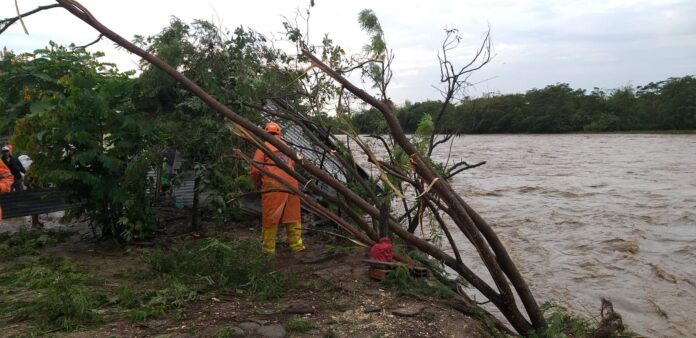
[29,282,98,331]
[286,314,317,333]
[3,257,102,289]
[136,18,303,224]
[215,327,236,338]
[384,265,454,299]
[358,9,386,57]
[0,228,72,259]
[116,286,139,309]
[2,44,160,240]
[141,238,288,299]
[414,114,434,154]
[531,303,593,338]
[357,9,392,100]
[347,76,696,134]
[0,257,102,331]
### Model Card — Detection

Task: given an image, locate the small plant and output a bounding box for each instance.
[127,306,165,322]
[249,273,286,301]
[286,314,317,333]
[323,329,339,338]
[530,303,593,338]
[141,238,286,299]
[116,286,139,309]
[29,282,98,330]
[0,229,73,259]
[384,265,454,299]
[0,257,102,331]
[215,327,238,338]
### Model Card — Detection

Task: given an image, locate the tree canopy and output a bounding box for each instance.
[350,76,696,134]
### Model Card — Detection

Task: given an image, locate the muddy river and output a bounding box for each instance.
[353,134,696,337]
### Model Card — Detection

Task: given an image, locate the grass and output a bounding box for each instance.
[384,265,454,299]
[0,257,102,331]
[286,314,317,333]
[141,238,285,299]
[0,236,296,333]
[0,228,73,259]
[215,327,235,338]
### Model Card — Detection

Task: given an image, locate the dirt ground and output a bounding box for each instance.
[0,213,495,338]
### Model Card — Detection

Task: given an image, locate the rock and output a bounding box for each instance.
[363,306,382,313]
[239,321,261,333]
[226,327,245,337]
[172,334,198,338]
[254,308,281,315]
[391,306,425,317]
[257,324,286,338]
[285,304,315,314]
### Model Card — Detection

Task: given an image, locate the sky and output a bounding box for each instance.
[1,0,694,103]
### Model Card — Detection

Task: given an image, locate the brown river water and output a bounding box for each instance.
[351,134,696,337]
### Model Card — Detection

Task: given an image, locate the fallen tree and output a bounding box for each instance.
[3,0,546,334]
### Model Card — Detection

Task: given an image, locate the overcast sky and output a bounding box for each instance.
[1,0,694,103]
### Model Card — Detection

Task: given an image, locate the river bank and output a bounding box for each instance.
[350,133,696,337]
[0,214,494,337]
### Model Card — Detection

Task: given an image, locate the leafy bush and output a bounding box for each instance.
[528,303,591,337]
[4,45,161,241]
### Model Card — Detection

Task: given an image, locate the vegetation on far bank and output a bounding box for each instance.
[350,75,696,134]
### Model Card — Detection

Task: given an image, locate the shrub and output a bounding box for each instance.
[286,314,317,333]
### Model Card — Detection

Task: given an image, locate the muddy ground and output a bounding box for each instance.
[0,212,494,338]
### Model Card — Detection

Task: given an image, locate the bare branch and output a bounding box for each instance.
[74,33,103,49]
[0,4,61,35]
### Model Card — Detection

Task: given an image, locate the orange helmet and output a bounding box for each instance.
[265,121,281,136]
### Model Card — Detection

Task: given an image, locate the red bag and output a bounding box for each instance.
[369,237,394,262]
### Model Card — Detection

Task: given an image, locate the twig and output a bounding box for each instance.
[74,33,103,49]
[0,4,61,35]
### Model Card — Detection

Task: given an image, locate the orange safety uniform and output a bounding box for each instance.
[0,159,14,221]
[250,123,304,253]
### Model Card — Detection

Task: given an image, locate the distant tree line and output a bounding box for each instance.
[349,75,696,134]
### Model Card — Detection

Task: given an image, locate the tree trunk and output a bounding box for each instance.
[191,174,200,232]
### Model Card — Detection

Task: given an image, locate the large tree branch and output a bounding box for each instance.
[302,46,543,333]
[51,0,541,332]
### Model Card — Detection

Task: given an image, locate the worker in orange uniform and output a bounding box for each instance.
[250,122,305,254]
[0,158,14,221]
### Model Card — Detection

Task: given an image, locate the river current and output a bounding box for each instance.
[353,134,696,337]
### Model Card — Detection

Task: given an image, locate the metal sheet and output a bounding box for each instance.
[0,188,77,219]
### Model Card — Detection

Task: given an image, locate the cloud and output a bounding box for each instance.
[1,0,694,103]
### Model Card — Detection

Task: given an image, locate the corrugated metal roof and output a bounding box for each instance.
[0,188,77,219]
[263,100,349,185]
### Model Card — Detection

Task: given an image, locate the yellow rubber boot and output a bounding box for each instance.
[285,222,305,252]
[261,226,278,254]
